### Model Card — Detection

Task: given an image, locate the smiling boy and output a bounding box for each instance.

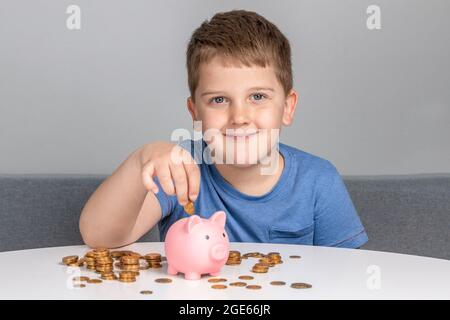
[79,10,368,249]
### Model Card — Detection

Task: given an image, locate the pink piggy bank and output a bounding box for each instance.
[164,210,230,280]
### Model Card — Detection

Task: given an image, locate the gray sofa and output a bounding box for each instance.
[1,174,449,260]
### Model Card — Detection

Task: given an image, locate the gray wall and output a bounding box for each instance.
[1,0,449,175]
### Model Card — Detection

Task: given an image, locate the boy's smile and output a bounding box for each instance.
[187,55,298,169]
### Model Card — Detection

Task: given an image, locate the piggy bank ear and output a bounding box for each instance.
[209,210,226,228]
[186,215,203,234]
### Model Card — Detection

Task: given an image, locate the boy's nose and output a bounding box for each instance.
[229,104,251,125]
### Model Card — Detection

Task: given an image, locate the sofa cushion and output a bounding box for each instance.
[0,174,449,260]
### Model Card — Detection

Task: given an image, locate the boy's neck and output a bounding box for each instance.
[214,150,285,197]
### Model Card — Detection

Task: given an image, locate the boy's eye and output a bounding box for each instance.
[251,93,267,101]
[211,96,225,104]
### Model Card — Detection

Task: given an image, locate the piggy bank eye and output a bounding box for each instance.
[205,235,210,240]
[222,233,226,238]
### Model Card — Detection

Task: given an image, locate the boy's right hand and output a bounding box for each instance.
[139,141,200,206]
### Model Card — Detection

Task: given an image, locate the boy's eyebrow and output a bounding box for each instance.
[201,87,275,97]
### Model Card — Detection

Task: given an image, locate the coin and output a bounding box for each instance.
[72,276,89,282]
[270,281,286,286]
[62,255,78,265]
[246,285,262,290]
[291,282,312,289]
[229,282,247,287]
[73,283,86,288]
[211,284,227,289]
[183,201,195,215]
[226,250,242,265]
[238,275,254,280]
[144,253,161,260]
[119,271,137,283]
[155,278,172,283]
[87,279,102,284]
[207,278,227,283]
[289,255,301,259]
[140,290,153,295]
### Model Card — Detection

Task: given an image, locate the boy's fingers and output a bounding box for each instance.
[156,164,175,196]
[169,162,189,206]
[183,160,200,202]
[141,162,159,193]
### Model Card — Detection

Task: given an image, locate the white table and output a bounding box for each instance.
[0,242,449,300]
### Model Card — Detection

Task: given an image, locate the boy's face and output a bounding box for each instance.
[187,55,298,167]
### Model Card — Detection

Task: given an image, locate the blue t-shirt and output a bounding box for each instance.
[154,139,368,248]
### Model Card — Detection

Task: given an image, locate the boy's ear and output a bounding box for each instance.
[187,97,198,121]
[282,89,298,126]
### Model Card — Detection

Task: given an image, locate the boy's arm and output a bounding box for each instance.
[79,146,162,249]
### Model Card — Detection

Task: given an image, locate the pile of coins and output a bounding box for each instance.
[144,253,162,268]
[93,248,116,280]
[226,251,283,274]
[119,271,137,283]
[119,253,141,274]
[61,248,312,294]
[62,255,79,266]
[226,250,242,265]
[61,248,168,287]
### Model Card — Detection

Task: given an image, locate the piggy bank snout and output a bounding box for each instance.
[210,244,228,261]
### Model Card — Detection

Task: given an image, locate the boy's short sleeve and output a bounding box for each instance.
[152,177,178,219]
[313,162,369,248]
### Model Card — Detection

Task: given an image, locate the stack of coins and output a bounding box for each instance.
[226,250,242,265]
[118,271,136,283]
[242,252,265,259]
[267,252,283,265]
[144,253,162,268]
[93,248,115,280]
[251,262,269,273]
[119,254,141,274]
[62,255,78,266]
[110,251,125,260]
[84,251,96,270]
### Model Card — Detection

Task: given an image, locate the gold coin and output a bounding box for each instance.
[207,278,227,283]
[183,201,195,215]
[62,255,78,265]
[289,255,301,259]
[155,278,172,283]
[211,284,227,289]
[246,285,262,290]
[291,282,312,289]
[270,281,286,286]
[144,253,162,260]
[73,283,86,288]
[72,276,89,282]
[87,279,102,284]
[238,275,254,280]
[251,266,268,273]
[119,271,136,278]
[140,290,153,295]
[230,282,247,287]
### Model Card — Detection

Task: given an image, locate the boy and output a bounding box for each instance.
[79,10,368,249]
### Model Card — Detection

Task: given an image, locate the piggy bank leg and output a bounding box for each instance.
[209,271,221,277]
[167,264,178,275]
[184,272,201,280]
